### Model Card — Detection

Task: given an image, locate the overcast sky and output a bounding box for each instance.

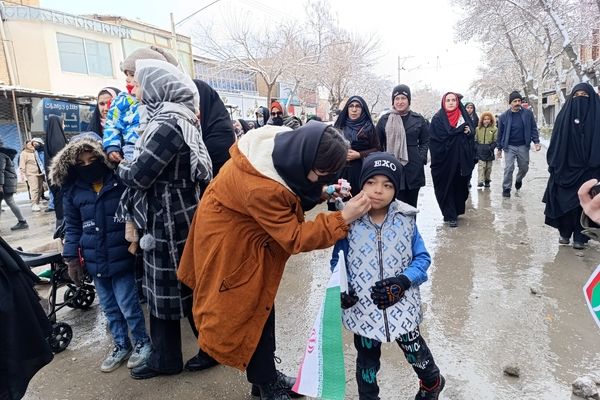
[41,0,482,97]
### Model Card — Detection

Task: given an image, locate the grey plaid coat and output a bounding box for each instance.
[118,118,211,319]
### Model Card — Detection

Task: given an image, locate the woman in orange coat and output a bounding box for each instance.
[178,121,371,400]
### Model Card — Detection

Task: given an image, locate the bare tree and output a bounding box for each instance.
[454,0,600,124]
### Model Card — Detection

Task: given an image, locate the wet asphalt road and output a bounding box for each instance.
[18,147,600,400]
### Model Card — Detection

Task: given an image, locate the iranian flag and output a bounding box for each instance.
[583,264,600,329]
[292,253,347,399]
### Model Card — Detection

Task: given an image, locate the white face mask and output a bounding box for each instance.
[256,116,264,126]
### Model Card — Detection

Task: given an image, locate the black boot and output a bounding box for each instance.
[184,349,218,372]
[255,371,303,399]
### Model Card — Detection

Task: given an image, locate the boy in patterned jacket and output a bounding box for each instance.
[332,152,445,400]
[103,46,178,163]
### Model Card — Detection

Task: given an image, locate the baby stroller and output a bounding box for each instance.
[14,222,95,353]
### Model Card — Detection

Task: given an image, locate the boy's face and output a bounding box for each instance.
[76,151,98,166]
[362,175,395,211]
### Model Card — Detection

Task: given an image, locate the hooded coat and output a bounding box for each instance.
[543,82,600,224]
[194,79,236,177]
[177,124,349,370]
[50,139,133,278]
[0,145,18,194]
[0,236,53,400]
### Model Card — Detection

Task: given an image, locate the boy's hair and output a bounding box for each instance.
[313,126,349,174]
[359,152,402,197]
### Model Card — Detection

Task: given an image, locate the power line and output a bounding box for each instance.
[175,0,223,26]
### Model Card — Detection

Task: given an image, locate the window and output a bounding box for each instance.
[57,33,113,76]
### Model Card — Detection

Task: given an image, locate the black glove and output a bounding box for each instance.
[65,258,85,286]
[341,291,359,309]
[370,275,411,309]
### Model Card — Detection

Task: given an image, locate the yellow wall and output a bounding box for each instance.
[3,20,124,96]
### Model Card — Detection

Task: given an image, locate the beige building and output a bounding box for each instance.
[0,0,193,144]
[0,0,193,96]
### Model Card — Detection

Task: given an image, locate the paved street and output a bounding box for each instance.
[14,147,600,400]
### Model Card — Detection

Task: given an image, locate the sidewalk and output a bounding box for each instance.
[0,189,58,252]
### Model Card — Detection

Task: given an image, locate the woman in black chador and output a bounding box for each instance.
[429,92,475,228]
[543,82,600,250]
[334,95,379,197]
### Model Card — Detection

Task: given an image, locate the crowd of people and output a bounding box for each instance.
[3,41,600,400]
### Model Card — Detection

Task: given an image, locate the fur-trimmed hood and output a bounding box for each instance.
[49,138,114,186]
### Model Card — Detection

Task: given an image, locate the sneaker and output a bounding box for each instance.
[127,341,152,369]
[10,221,29,230]
[515,180,522,190]
[573,242,585,250]
[502,189,511,198]
[484,180,491,187]
[558,236,570,245]
[31,204,41,212]
[415,375,445,400]
[448,220,458,228]
[101,345,132,372]
[477,182,484,187]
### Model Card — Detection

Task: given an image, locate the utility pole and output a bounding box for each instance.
[170,13,178,59]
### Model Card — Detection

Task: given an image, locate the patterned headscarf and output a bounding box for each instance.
[134,59,209,184]
[117,59,212,238]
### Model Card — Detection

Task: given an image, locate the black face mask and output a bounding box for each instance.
[75,159,107,184]
[271,116,284,126]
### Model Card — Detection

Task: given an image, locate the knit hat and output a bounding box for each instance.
[509,91,523,104]
[392,84,411,105]
[120,46,178,73]
[359,152,402,197]
[31,137,44,146]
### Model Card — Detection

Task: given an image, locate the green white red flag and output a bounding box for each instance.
[292,253,347,399]
[583,264,600,329]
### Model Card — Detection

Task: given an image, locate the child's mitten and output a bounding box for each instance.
[370,275,411,309]
[341,291,359,309]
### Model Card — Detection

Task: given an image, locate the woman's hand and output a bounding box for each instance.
[347,149,361,161]
[341,191,371,224]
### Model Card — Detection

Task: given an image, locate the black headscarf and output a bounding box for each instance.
[546,82,600,187]
[272,120,329,211]
[87,87,120,136]
[237,119,251,134]
[464,102,479,127]
[334,95,374,143]
[193,79,236,177]
[44,115,68,172]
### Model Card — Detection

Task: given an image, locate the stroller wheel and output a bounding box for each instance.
[49,322,72,353]
[64,285,95,309]
[63,287,77,308]
[75,285,95,309]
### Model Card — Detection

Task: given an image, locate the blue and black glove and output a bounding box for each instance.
[341,291,359,309]
[370,275,411,309]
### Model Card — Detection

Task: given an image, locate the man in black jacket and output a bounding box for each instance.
[375,84,430,207]
[496,91,541,198]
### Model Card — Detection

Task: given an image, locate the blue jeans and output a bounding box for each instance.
[93,269,149,349]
